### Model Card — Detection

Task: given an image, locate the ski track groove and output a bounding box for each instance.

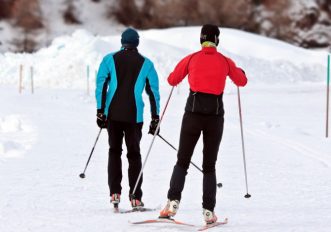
[246,128,330,168]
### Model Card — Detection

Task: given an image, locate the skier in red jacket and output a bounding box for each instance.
[159,24,248,224]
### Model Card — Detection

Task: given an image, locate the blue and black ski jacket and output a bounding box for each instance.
[95,47,160,123]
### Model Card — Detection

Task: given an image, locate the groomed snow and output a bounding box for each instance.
[0,27,331,232]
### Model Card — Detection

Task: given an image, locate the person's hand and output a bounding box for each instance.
[148,116,160,135]
[96,110,107,129]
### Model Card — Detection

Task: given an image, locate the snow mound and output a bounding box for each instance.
[0,115,36,158]
[0,115,22,133]
[0,27,328,89]
[0,141,24,157]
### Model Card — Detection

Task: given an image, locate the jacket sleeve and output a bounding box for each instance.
[226,57,248,87]
[167,54,192,86]
[95,57,111,112]
[146,63,160,117]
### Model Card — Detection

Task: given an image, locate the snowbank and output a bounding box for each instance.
[0,114,36,158]
[0,27,328,89]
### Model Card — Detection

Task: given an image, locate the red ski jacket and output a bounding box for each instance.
[168,47,247,95]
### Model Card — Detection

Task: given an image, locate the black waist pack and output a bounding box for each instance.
[185,90,224,116]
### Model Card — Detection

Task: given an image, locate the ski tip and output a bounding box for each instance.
[197,218,229,231]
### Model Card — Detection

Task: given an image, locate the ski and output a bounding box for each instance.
[130,217,195,227]
[119,207,159,214]
[113,204,160,214]
[197,218,228,231]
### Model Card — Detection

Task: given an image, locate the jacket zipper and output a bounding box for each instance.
[192,92,197,112]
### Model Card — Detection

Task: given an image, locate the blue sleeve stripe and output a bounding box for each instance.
[134,58,160,122]
[95,57,110,109]
[104,57,117,116]
[95,53,117,115]
[145,79,157,116]
[134,60,149,122]
[146,64,160,115]
[101,73,110,111]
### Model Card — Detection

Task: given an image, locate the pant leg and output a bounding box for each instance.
[167,112,202,201]
[201,115,224,211]
[107,120,124,196]
[124,122,143,200]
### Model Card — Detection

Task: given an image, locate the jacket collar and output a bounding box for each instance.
[201,46,217,53]
[121,46,138,52]
[201,41,217,47]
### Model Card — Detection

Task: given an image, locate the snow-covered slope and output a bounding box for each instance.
[1,27,331,232]
[0,27,328,90]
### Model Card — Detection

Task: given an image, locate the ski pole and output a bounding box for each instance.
[326,53,330,138]
[79,128,103,179]
[237,87,251,198]
[157,134,222,188]
[130,87,175,199]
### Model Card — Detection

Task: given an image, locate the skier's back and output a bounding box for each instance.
[160,24,248,224]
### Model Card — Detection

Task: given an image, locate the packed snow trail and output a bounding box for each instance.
[1,82,331,232]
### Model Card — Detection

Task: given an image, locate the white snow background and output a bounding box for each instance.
[0,27,331,232]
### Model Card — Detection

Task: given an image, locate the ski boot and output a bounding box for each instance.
[111,193,121,210]
[131,199,144,211]
[159,200,180,218]
[203,208,218,224]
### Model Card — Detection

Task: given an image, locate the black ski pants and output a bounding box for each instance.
[107,120,143,200]
[167,112,224,211]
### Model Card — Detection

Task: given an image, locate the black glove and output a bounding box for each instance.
[96,109,107,129]
[148,116,160,135]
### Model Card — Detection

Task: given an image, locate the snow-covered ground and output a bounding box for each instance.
[1,27,331,232]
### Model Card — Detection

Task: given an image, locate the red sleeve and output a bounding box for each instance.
[226,57,248,87]
[167,54,192,86]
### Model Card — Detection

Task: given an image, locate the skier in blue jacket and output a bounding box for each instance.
[95,28,160,210]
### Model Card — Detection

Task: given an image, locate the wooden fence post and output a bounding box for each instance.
[30,66,34,94]
[326,54,330,138]
[87,65,90,95]
[19,64,23,94]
